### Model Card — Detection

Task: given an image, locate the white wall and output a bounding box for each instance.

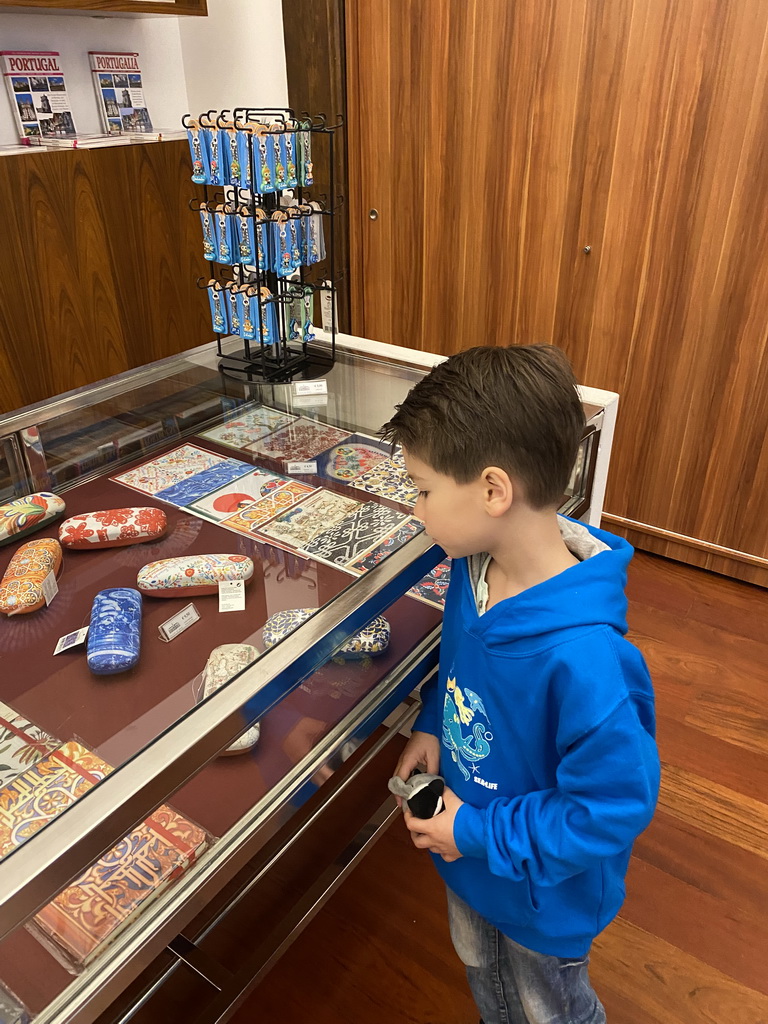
[0,12,189,146]
[177,0,288,117]
[0,1,288,148]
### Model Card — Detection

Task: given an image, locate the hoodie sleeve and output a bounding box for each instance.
[412,672,442,737]
[452,695,660,885]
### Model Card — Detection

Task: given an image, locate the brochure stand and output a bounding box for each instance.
[183,107,343,383]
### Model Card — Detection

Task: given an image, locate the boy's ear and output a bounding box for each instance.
[480,466,514,516]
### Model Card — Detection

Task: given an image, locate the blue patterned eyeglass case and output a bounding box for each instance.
[87,588,142,675]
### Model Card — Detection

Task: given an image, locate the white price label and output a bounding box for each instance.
[158,603,200,642]
[219,579,246,613]
[53,626,89,655]
[292,393,328,409]
[41,571,58,607]
[293,379,328,397]
[321,287,336,332]
[286,460,318,475]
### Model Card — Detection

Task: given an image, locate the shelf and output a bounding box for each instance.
[0,0,206,15]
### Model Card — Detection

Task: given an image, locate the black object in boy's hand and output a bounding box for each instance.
[388,768,446,818]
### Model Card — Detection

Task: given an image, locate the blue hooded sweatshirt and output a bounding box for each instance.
[413,517,660,957]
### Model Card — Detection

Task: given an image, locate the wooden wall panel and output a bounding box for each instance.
[0,141,210,414]
[282,0,350,334]
[347,0,768,586]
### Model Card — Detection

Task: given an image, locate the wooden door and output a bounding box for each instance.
[346,0,768,586]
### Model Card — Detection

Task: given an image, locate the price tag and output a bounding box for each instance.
[53,627,89,655]
[286,460,318,475]
[41,571,58,607]
[320,286,336,332]
[293,379,328,397]
[292,393,328,409]
[219,579,246,613]
[158,603,200,642]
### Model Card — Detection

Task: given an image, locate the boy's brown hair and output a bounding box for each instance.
[380,345,585,509]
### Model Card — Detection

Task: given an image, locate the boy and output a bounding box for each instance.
[382,345,660,1024]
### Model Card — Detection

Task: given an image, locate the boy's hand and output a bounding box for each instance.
[404,786,464,861]
[392,731,441,807]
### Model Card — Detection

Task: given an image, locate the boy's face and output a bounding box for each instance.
[403,450,497,559]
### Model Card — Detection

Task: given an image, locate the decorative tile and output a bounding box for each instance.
[221,481,316,535]
[304,502,410,567]
[153,459,253,507]
[199,405,297,451]
[0,742,113,860]
[248,417,350,463]
[0,700,60,790]
[348,518,425,574]
[186,468,293,521]
[408,558,452,609]
[349,450,419,506]
[258,490,360,550]
[314,433,392,482]
[113,444,226,497]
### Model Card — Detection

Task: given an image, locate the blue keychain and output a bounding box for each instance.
[271,124,288,191]
[214,204,237,265]
[238,285,258,341]
[200,203,215,261]
[254,127,275,193]
[236,127,254,190]
[225,281,241,336]
[284,123,298,187]
[201,119,223,186]
[207,279,227,335]
[187,122,209,184]
[235,207,256,264]
[297,119,313,186]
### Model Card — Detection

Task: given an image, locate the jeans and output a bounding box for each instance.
[447,890,607,1024]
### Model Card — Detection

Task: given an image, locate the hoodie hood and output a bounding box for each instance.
[463,516,632,650]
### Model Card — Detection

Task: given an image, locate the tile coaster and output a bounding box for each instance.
[314,433,392,482]
[153,459,254,507]
[304,502,410,567]
[199,404,297,452]
[221,481,317,536]
[348,517,425,574]
[258,490,361,550]
[349,450,419,507]
[407,558,451,609]
[113,444,227,497]
[248,417,351,463]
[186,468,294,522]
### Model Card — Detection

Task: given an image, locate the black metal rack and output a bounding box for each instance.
[183,107,343,383]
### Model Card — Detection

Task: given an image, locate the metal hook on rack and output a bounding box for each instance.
[216,110,232,128]
[181,113,195,128]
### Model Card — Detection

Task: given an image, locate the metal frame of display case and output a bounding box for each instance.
[0,333,619,1024]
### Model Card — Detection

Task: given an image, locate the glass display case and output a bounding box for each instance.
[0,333,618,1024]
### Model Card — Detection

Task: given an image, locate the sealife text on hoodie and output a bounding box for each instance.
[413,517,660,957]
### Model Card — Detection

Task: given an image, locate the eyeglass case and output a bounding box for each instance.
[0,538,62,616]
[59,508,167,550]
[0,492,66,548]
[137,553,254,597]
[87,588,142,675]
[199,644,261,754]
[262,607,391,659]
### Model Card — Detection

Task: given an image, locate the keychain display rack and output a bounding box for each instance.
[184,107,343,383]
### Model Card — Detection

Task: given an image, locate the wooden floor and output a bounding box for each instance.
[232,551,768,1024]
